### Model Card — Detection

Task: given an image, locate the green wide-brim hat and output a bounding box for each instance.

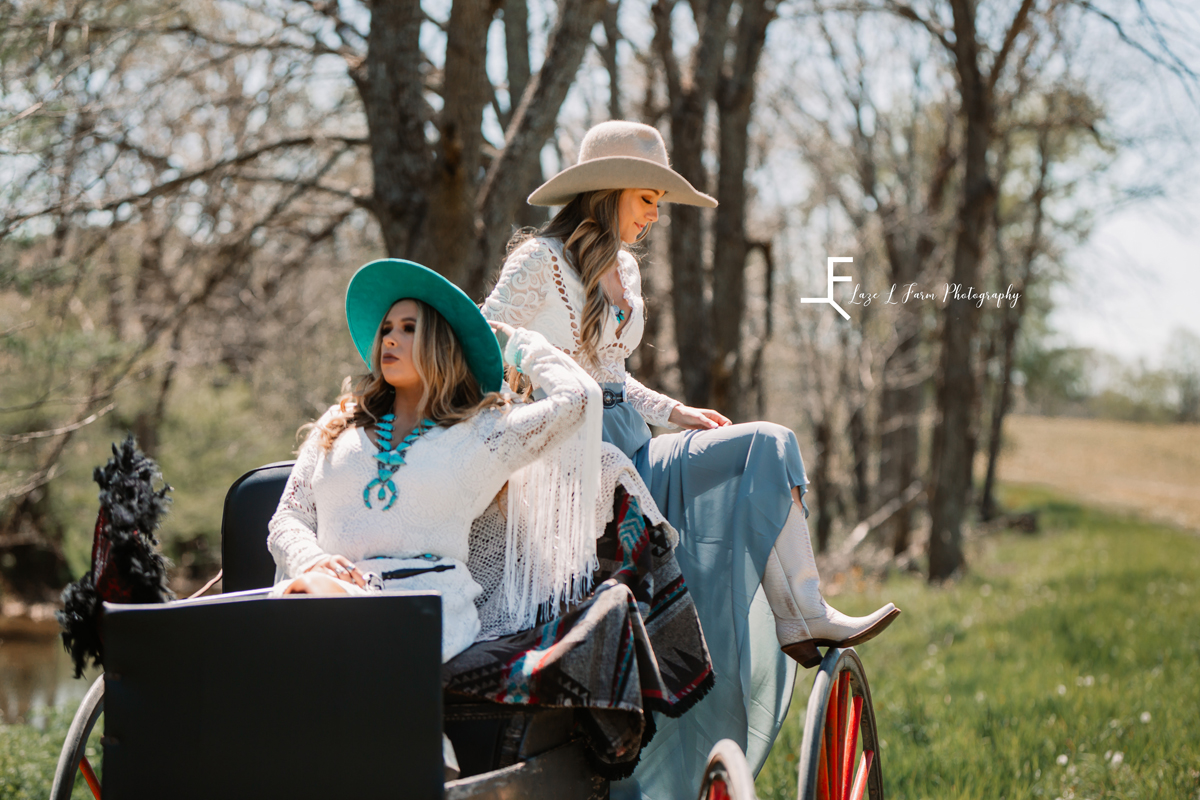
[345,259,503,394]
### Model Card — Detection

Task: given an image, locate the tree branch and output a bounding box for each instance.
[0,403,114,445]
[987,0,1037,96]
[0,135,368,237]
[882,0,954,53]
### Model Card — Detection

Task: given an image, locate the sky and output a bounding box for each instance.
[1052,198,1200,366]
[1046,0,1200,369]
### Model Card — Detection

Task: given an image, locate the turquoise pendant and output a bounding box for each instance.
[362,417,433,510]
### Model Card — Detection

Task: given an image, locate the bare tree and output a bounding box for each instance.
[643,0,784,412]
[979,83,1107,520]
[767,12,957,554]
[0,0,609,599]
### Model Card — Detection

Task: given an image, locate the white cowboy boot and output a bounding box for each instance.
[760,502,900,668]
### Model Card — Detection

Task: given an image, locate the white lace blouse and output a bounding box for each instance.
[266,327,596,579]
[481,237,680,428]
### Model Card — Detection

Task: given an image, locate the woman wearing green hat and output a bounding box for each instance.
[267,258,611,662]
[482,120,899,799]
[266,259,716,776]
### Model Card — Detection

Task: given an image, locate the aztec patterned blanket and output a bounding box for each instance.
[443,489,714,777]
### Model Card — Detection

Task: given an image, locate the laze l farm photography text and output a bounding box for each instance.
[846,282,1023,308]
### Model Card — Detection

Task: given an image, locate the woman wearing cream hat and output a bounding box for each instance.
[482,121,899,799]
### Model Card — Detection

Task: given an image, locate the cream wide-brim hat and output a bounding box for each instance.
[528,120,717,208]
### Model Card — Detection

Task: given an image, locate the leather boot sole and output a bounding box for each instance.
[780,607,901,669]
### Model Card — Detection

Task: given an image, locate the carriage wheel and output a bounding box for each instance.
[49,674,104,800]
[696,738,759,800]
[796,647,883,800]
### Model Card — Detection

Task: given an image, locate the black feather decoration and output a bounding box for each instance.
[57,435,175,678]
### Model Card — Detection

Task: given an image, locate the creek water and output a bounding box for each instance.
[0,627,100,730]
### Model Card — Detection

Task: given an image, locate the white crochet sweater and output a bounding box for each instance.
[482,237,680,428]
[267,328,594,580]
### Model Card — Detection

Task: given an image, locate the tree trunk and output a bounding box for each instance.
[878,135,952,555]
[503,0,532,126]
[981,114,1051,521]
[654,0,734,407]
[747,240,775,418]
[600,0,623,121]
[811,418,836,554]
[877,346,922,554]
[473,0,607,298]
[420,0,496,287]
[364,0,606,297]
[501,0,546,234]
[362,0,433,265]
[848,405,870,521]
[928,0,996,581]
[711,0,775,418]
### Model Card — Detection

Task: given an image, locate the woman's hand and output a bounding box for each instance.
[668,404,732,430]
[303,554,366,588]
[282,573,352,595]
[489,320,515,353]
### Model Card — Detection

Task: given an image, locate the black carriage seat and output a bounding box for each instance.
[220,461,295,592]
[218,464,587,784]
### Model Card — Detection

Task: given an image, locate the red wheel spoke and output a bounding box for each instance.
[818,727,831,800]
[80,755,102,799]
[848,750,874,800]
[841,694,864,800]
[708,777,731,800]
[823,681,840,800]
[835,671,850,800]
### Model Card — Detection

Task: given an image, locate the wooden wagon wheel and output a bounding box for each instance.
[796,647,883,800]
[695,646,883,800]
[49,674,105,800]
[696,738,758,800]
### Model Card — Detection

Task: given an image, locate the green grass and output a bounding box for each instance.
[0,707,101,800]
[757,486,1200,800]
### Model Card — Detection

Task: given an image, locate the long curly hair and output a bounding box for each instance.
[515,189,643,365]
[311,299,508,449]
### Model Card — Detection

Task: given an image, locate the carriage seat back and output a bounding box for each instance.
[102,593,444,799]
[220,461,294,592]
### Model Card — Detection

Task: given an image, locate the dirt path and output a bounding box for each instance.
[996,414,1200,532]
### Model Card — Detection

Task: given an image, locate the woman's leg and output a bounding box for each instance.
[760,488,900,667]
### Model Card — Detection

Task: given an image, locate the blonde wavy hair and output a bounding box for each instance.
[307,298,508,450]
[511,189,643,365]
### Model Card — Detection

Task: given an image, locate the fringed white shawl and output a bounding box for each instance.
[498,376,603,633]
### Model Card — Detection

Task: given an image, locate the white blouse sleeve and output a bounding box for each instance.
[481,239,553,329]
[480,327,601,469]
[266,413,335,578]
[625,375,680,428]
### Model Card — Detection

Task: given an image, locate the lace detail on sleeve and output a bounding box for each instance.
[481,239,553,329]
[480,327,598,467]
[625,375,680,428]
[266,426,330,578]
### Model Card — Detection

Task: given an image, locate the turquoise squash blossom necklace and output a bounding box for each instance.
[363,413,434,511]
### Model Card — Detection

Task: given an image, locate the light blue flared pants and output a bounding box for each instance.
[603,390,808,800]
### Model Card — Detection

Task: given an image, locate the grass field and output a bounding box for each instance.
[994,415,1200,534]
[0,706,101,800]
[756,484,1200,800]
